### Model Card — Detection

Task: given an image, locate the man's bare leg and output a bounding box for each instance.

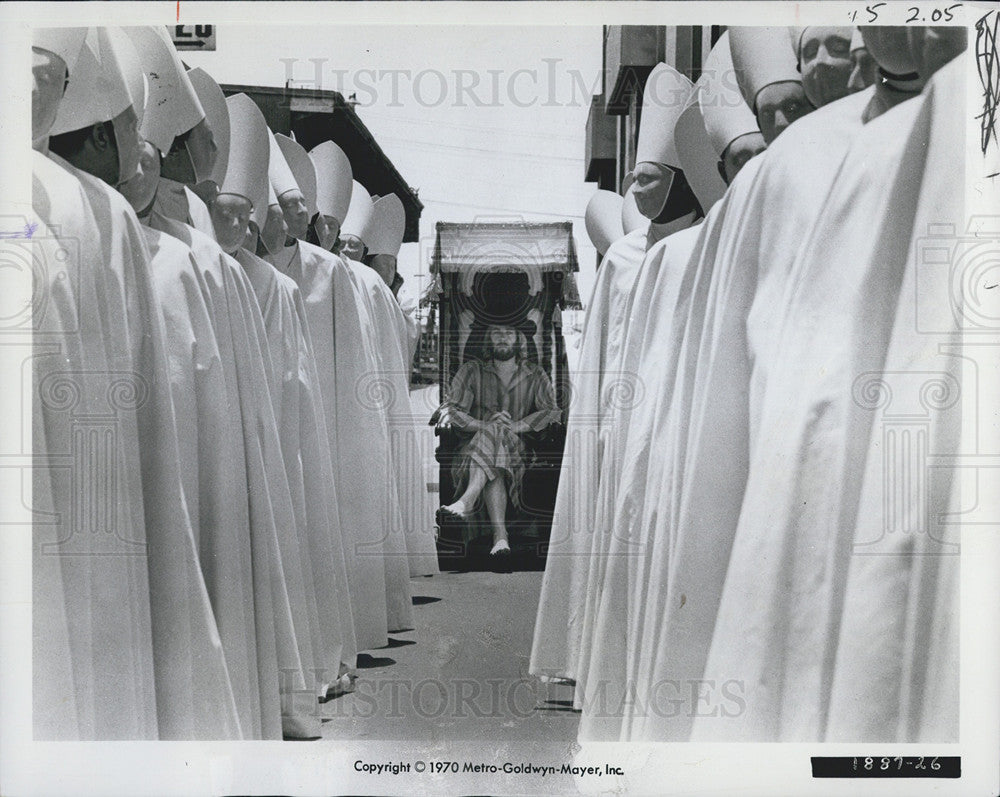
[483,477,509,554]
[442,463,487,517]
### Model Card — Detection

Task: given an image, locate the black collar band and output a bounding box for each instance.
[878,66,920,82]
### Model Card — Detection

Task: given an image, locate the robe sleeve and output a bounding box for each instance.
[440,362,479,429]
[520,367,561,431]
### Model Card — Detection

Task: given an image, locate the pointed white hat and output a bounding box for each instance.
[635,62,695,168]
[114,29,147,126]
[584,189,625,257]
[275,134,317,218]
[621,181,647,235]
[187,67,229,188]
[367,194,406,257]
[729,27,801,112]
[124,26,205,155]
[700,31,761,159]
[340,180,374,244]
[675,93,727,213]
[309,140,353,224]
[266,180,278,208]
[267,128,299,199]
[222,93,269,230]
[850,27,865,53]
[33,27,88,74]
[51,27,145,136]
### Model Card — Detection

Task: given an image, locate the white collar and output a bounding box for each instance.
[648,209,699,247]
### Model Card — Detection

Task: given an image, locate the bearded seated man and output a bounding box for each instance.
[436,324,561,559]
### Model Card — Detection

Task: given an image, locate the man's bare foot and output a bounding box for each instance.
[490,538,511,556]
[439,499,471,519]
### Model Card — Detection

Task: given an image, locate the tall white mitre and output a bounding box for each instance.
[187,67,230,189]
[698,31,762,161]
[635,62,694,169]
[223,94,270,231]
[674,90,728,213]
[276,134,318,220]
[367,194,406,257]
[309,140,354,225]
[341,180,376,247]
[33,27,88,72]
[51,27,145,136]
[850,27,865,54]
[620,177,646,235]
[266,180,278,214]
[124,26,204,155]
[729,26,801,111]
[267,128,299,201]
[584,190,625,257]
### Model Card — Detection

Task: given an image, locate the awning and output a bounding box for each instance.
[432,221,579,275]
[220,84,423,242]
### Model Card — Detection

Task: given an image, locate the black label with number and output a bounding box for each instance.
[811,756,960,778]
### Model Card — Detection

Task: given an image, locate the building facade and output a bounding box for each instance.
[585,25,726,194]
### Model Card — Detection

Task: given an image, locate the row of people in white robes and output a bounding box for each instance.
[533,25,972,744]
[31,25,437,740]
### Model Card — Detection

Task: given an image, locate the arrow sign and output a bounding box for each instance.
[171,24,215,51]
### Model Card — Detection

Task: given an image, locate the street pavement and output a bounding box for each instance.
[320,569,580,742]
[316,384,578,742]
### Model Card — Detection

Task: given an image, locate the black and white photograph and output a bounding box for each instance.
[2,2,999,794]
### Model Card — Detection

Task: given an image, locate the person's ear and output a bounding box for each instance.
[717,160,729,185]
[91,121,112,152]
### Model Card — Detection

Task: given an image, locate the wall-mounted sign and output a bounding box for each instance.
[171,25,215,51]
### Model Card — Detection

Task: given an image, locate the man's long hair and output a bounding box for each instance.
[483,326,528,364]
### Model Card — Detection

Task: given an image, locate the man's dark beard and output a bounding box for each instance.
[492,344,515,361]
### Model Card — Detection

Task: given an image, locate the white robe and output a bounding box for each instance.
[235,246,347,709]
[395,279,422,366]
[147,209,293,738]
[37,153,238,739]
[575,222,706,738]
[533,216,685,690]
[692,88,935,742]
[141,226,247,734]
[32,151,157,740]
[338,255,417,628]
[250,242,357,680]
[612,88,886,743]
[152,177,217,241]
[346,261,439,578]
[825,58,966,743]
[530,228,648,684]
[558,205,710,738]
[267,241,413,650]
[566,161,763,742]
